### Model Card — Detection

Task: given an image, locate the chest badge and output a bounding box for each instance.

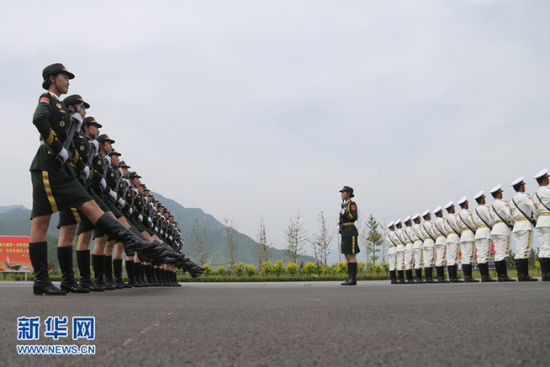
[56,103,62,109]
[59,120,65,127]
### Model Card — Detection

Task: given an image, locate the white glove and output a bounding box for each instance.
[56,147,69,163]
[100,178,107,190]
[117,198,125,207]
[129,207,133,215]
[148,217,153,224]
[109,190,117,200]
[82,166,90,179]
[72,113,83,130]
[169,236,173,241]
[92,140,99,152]
[138,214,143,222]
[155,227,158,232]
[118,168,123,175]
[105,155,112,165]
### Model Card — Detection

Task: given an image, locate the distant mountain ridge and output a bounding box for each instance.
[0,195,314,268]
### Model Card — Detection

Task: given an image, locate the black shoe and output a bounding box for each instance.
[516,259,538,281]
[173,272,182,287]
[463,264,479,283]
[103,255,116,290]
[341,266,351,286]
[435,266,447,283]
[29,242,66,296]
[92,254,107,290]
[77,250,103,291]
[390,270,397,284]
[342,263,357,286]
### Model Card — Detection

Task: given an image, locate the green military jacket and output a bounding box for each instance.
[339,200,358,237]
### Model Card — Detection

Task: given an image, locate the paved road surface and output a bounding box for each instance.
[1,280,549,366]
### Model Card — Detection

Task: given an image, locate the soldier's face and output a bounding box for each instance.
[103,142,112,153]
[425,214,431,221]
[51,73,69,94]
[88,125,99,139]
[478,197,486,205]
[123,168,128,176]
[111,155,120,166]
[341,191,350,200]
[131,177,139,186]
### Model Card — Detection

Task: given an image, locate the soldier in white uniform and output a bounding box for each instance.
[394,220,406,284]
[412,213,424,283]
[386,221,398,284]
[457,196,479,282]
[444,201,463,282]
[421,210,436,283]
[471,191,496,282]
[403,216,415,284]
[509,177,537,281]
[432,206,448,283]
[532,169,550,281]
[488,185,515,282]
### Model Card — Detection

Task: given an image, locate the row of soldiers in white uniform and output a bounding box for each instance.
[385,168,550,283]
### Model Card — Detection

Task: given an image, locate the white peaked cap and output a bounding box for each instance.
[421,209,430,217]
[433,206,442,213]
[457,196,468,205]
[412,213,420,220]
[395,219,402,225]
[490,184,502,194]
[510,176,525,187]
[534,168,549,180]
[444,201,454,210]
[404,216,411,222]
[473,191,485,200]
[387,221,394,228]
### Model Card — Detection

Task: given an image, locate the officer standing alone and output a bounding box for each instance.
[338,186,359,286]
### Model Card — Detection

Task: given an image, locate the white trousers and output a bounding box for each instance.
[404,243,414,270]
[492,234,510,262]
[413,241,423,269]
[388,246,397,271]
[435,245,446,267]
[536,227,550,258]
[446,241,459,266]
[396,245,405,271]
[475,238,491,264]
[423,244,434,268]
[460,241,475,265]
[513,230,533,259]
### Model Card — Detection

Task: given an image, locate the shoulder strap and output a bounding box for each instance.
[536,192,550,212]
[474,208,492,230]
[458,212,476,232]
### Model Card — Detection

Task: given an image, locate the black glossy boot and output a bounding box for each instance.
[173,271,181,287]
[405,269,414,284]
[436,266,447,283]
[424,267,434,283]
[448,265,463,283]
[342,263,357,286]
[540,258,550,281]
[415,268,424,283]
[341,266,352,286]
[390,270,397,284]
[92,254,106,291]
[103,255,116,290]
[113,259,125,288]
[479,263,496,282]
[58,246,89,293]
[463,264,479,283]
[29,242,66,295]
[398,270,405,284]
[125,260,135,288]
[516,259,538,281]
[495,260,515,282]
[133,263,144,287]
[77,250,102,291]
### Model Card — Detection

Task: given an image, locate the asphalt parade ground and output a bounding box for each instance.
[1,280,549,367]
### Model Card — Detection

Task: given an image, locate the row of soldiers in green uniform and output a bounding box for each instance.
[29,63,203,295]
[385,170,550,284]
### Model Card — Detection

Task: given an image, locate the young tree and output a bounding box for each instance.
[285,211,307,263]
[223,218,237,275]
[362,214,383,268]
[256,217,272,269]
[189,218,209,265]
[311,211,333,267]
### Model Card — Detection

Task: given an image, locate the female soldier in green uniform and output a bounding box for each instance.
[339,186,359,286]
[29,63,175,295]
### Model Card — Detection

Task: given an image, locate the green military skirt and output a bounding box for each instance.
[340,224,360,255]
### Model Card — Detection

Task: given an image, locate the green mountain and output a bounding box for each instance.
[0,195,313,269]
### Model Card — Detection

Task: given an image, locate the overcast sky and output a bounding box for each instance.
[1,1,549,261]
